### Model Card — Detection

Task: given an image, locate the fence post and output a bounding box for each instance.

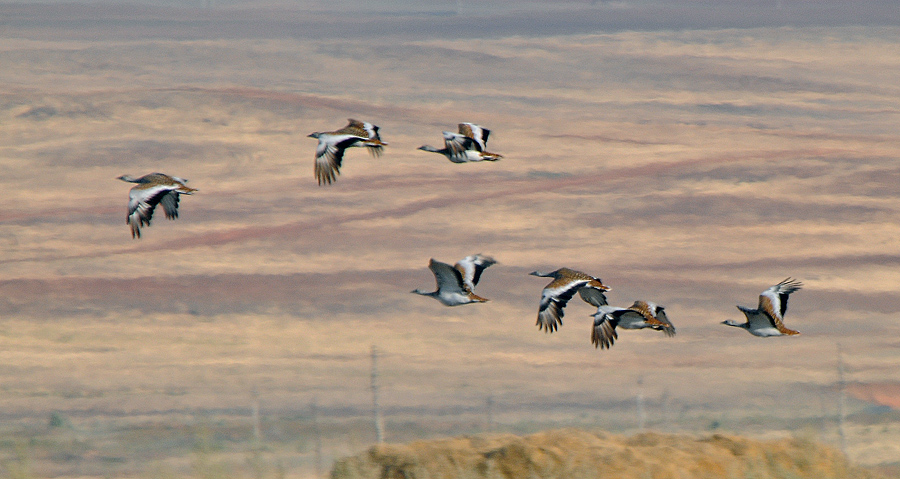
[371,345,385,443]
[837,343,848,457]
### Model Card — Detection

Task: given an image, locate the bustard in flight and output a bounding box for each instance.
[117,173,197,239]
[412,254,497,306]
[308,119,387,185]
[722,278,803,337]
[418,122,502,163]
[591,301,676,349]
[530,268,610,333]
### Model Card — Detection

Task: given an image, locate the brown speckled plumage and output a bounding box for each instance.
[530,267,610,333]
[118,173,197,239]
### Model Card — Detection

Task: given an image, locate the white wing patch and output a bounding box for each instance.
[126,184,179,238]
[454,254,497,292]
[536,280,589,332]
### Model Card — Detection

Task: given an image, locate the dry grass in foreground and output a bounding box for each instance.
[332,428,885,479]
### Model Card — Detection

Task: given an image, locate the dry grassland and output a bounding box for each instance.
[0,3,899,478]
[333,428,885,479]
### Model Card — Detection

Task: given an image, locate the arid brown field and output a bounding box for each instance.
[1,2,899,477]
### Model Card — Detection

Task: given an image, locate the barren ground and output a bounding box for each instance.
[1,2,899,477]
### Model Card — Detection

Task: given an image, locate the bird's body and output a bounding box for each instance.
[117,173,197,239]
[418,143,502,163]
[591,301,676,349]
[530,268,610,332]
[412,254,497,306]
[309,119,387,185]
[722,278,803,337]
[418,123,503,163]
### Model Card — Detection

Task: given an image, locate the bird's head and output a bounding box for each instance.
[307,132,321,139]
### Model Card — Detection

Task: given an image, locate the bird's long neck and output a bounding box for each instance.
[418,145,443,153]
[412,289,437,297]
[722,320,748,329]
[529,271,556,278]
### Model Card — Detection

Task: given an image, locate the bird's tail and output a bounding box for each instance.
[482,151,503,161]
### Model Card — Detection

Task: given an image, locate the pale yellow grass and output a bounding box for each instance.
[333,428,885,479]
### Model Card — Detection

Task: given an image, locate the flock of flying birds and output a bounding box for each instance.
[118,118,805,350]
